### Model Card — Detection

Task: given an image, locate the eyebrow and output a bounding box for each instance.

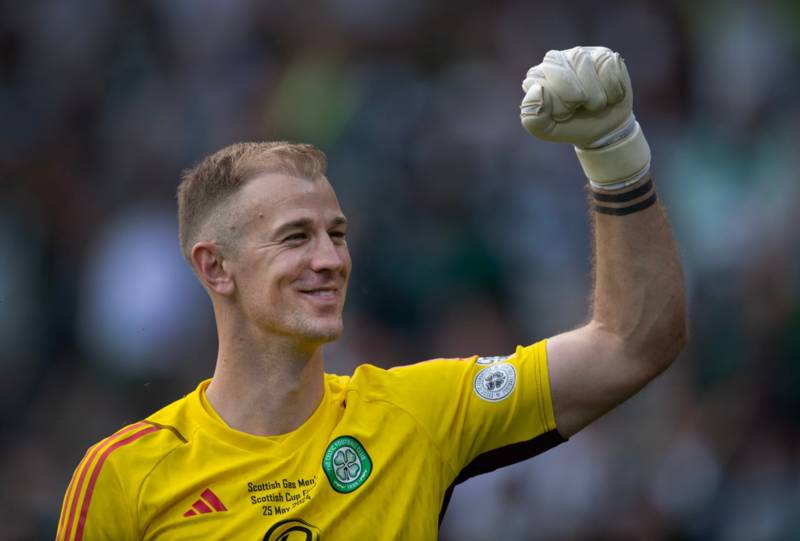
[272,216,347,237]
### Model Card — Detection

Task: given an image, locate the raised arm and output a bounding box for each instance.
[519,47,687,438]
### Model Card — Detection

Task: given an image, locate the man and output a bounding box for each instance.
[57,46,686,540]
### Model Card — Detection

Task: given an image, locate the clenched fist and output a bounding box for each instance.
[520,46,651,190]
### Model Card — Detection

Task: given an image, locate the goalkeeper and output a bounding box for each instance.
[56,47,686,540]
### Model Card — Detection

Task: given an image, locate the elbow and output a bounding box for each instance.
[656,315,688,370]
[608,294,687,378]
[592,289,689,379]
[640,299,688,375]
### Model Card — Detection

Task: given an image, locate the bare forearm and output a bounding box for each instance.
[520,46,689,437]
[591,175,687,367]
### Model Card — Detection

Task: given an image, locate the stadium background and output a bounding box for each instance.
[2,0,799,539]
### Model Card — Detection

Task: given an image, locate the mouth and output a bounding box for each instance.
[298,287,340,303]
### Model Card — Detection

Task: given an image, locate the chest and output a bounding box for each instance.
[140,400,448,540]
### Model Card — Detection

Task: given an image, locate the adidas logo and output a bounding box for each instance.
[183,488,228,517]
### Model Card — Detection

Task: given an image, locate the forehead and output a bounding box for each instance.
[233,173,343,229]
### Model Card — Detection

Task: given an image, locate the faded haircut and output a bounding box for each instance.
[177,141,327,263]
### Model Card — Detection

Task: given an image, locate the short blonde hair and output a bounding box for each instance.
[177,141,327,262]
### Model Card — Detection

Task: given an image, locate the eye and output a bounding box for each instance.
[329,230,347,242]
[284,232,308,243]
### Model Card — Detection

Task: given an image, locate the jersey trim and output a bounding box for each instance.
[438,429,566,525]
[58,456,81,538]
[143,420,188,443]
[58,422,164,541]
[59,422,146,541]
[75,424,162,540]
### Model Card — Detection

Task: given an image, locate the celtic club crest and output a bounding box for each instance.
[322,436,372,493]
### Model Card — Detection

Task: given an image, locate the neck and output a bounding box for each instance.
[206,319,326,436]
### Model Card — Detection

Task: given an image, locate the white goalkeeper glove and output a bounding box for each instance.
[520,46,651,190]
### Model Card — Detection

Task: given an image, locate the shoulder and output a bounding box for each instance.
[58,391,196,541]
[344,343,548,403]
[59,416,188,536]
[345,357,476,403]
[145,387,200,446]
[84,389,196,487]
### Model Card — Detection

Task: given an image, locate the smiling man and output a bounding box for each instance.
[57,46,686,541]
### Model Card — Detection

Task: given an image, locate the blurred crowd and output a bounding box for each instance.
[2,0,799,539]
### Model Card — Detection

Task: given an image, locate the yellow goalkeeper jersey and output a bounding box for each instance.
[57,340,562,540]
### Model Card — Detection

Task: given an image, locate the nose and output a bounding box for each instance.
[310,232,348,273]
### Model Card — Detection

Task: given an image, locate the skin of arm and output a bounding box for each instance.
[546,175,688,438]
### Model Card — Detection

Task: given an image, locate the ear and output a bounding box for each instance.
[192,242,235,296]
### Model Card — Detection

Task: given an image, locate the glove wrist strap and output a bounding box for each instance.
[584,115,637,149]
[574,115,651,191]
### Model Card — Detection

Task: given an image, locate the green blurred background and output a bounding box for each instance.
[1,0,799,539]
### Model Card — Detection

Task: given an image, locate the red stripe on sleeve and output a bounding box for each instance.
[57,461,82,540]
[201,488,227,512]
[73,424,161,541]
[61,423,145,541]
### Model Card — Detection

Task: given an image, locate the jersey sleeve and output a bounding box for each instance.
[56,423,152,541]
[380,340,563,477]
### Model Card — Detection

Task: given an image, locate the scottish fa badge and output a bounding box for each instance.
[474,363,517,402]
